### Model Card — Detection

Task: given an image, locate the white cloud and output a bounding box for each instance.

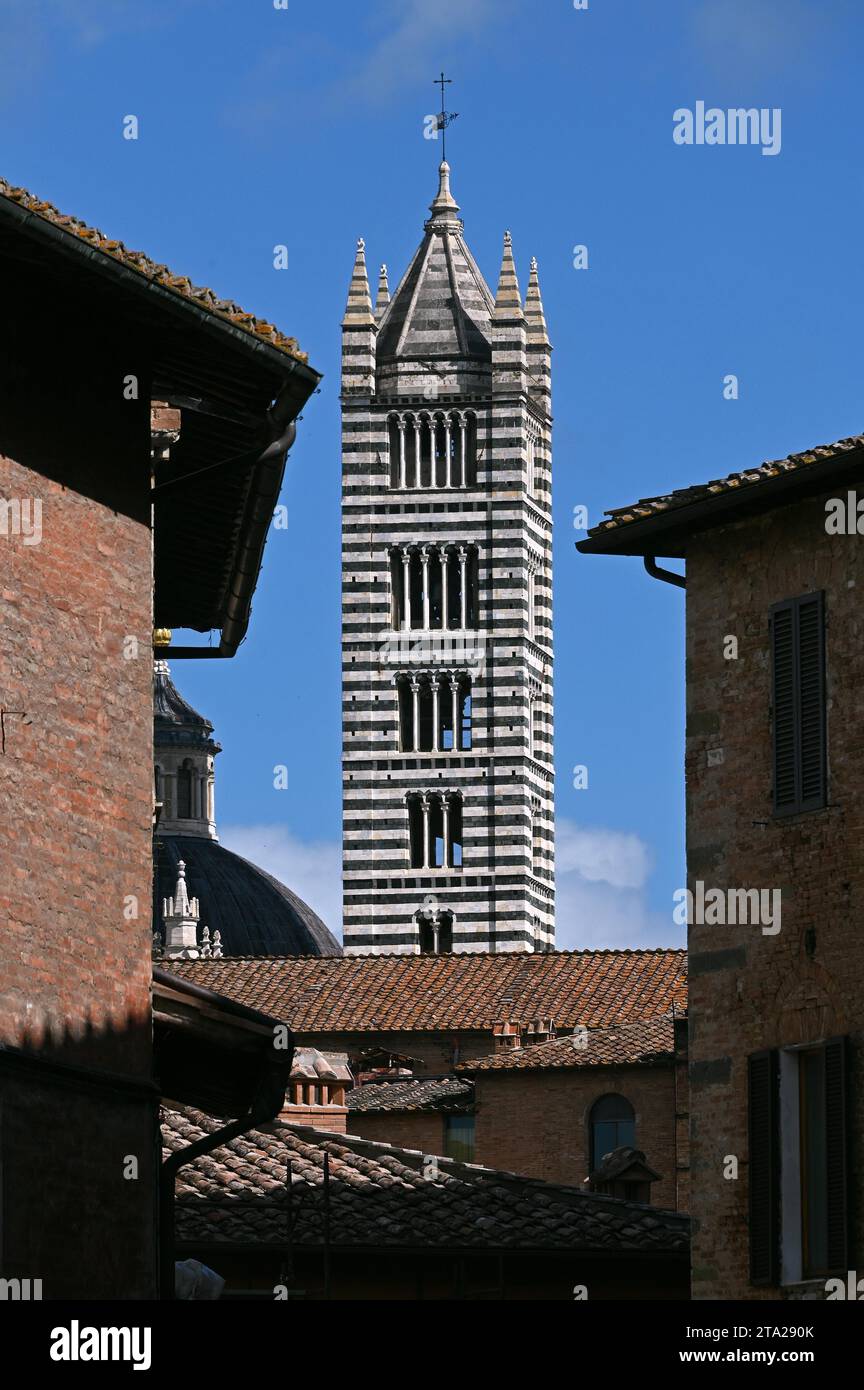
[555,818,681,951]
[220,823,342,942]
[218,816,682,954]
[337,0,508,107]
[556,821,652,890]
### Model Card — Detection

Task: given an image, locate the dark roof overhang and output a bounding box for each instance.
[153,967,293,1118]
[577,444,864,559]
[0,187,321,658]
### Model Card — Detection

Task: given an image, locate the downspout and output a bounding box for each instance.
[644,555,686,590]
[160,1107,275,1299]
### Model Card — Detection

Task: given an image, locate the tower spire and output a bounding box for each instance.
[493,230,523,318]
[375,263,390,320]
[342,237,374,327]
[426,159,461,228]
[524,256,549,344]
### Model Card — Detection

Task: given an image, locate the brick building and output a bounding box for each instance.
[456,1015,688,1210]
[169,948,688,1073]
[579,431,864,1298]
[169,950,689,1214]
[0,176,319,1298]
[343,1018,689,1211]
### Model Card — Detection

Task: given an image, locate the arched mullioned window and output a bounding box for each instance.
[590,1094,636,1171]
[397,672,472,752]
[387,410,478,490]
[407,791,463,869]
[389,544,479,630]
[417,909,454,954]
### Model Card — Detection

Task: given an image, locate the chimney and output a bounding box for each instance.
[523,1017,555,1046]
[280,1048,353,1133]
[492,1020,521,1053]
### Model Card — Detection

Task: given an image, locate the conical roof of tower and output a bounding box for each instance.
[376,162,494,363]
[154,661,219,751]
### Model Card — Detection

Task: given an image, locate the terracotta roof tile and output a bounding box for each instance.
[0,177,308,363]
[457,1015,675,1072]
[585,432,864,540]
[166,949,688,1033]
[164,1107,689,1254]
[347,1078,473,1113]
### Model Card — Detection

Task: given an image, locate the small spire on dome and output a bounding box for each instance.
[342,236,375,327]
[375,263,390,318]
[493,229,524,319]
[524,255,550,344]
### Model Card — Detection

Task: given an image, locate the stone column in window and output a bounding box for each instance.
[410,675,421,753]
[459,415,467,488]
[430,675,440,753]
[421,546,431,629]
[413,417,422,488]
[431,909,441,954]
[443,547,453,629]
[421,793,431,869]
[449,674,461,751]
[401,547,412,630]
[458,546,468,629]
[444,416,453,489]
[398,417,407,489]
[441,793,451,868]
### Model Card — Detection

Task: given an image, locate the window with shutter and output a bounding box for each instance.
[748,1050,779,1286]
[770,592,826,816]
[771,1037,850,1285]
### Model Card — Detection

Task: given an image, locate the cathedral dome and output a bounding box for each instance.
[154,835,340,957]
[153,662,341,958]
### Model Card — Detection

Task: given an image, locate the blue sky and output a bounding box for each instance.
[5,0,861,946]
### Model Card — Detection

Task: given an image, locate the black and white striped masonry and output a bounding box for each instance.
[341,161,554,955]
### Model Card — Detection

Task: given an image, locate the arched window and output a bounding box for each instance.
[590,1094,636,1171]
[417,909,454,954]
[177,761,194,819]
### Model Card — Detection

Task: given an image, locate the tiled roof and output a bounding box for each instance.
[0,177,308,363]
[582,432,864,546]
[165,949,688,1033]
[164,1107,689,1254]
[347,1078,473,1113]
[457,1016,675,1073]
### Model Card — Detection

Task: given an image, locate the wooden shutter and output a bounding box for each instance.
[770,593,826,815]
[748,1049,779,1286]
[824,1036,849,1271]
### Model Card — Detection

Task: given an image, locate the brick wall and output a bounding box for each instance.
[0,440,156,1297]
[346,1110,446,1155]
[471,1064,680,1207]
[294,1029,497,1074]
[0,453,153,1068]
[686,488,864,1298]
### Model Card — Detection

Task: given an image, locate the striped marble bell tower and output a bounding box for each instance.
[341,161,554,955]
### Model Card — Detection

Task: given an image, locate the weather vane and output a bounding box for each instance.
[433,70,459,162]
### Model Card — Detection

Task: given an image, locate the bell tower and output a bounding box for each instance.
[340,160,554,954]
